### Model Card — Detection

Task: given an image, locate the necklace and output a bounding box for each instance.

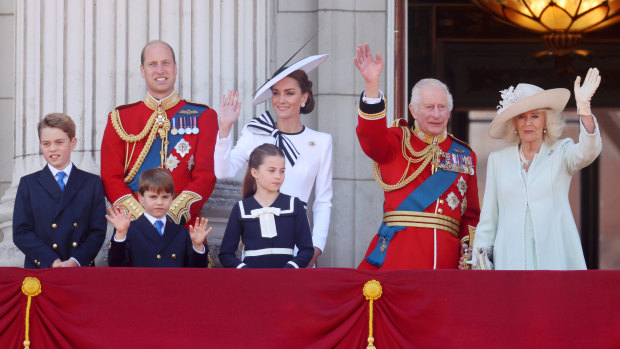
[519,145,533,169]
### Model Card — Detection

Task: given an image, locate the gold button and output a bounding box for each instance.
[52,223,57,229]
[72,242,78,247]
[438,208,443,214]
[171,254,176,259]
[37,262,41,266]
[74,222,78,227]
[156,254,161,259]
[439,200,444,204]
[34,259,38,263]
[108,242,112,248]
[52,244,58,249]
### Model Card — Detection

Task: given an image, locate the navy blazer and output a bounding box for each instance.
[108,215,207,268]
[13,165,107,268]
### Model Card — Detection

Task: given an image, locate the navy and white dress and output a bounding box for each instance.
[219,193,314,268]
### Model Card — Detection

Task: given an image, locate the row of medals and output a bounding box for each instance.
[170,116,200,136]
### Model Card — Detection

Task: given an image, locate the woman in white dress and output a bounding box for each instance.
[469,68,602,270]
[215,55,332,267]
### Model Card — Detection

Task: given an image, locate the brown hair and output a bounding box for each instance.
[283,70,315,114]
[140,40,176,66]
[139,168,175,195]
[37,113,76,140]
[242,144,285,198]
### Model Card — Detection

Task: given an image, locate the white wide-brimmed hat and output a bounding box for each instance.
[252,54,329,106]
[488,83,570,139]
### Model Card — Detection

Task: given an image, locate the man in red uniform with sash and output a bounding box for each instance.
[101,40,217,229]
[354,44,480,270]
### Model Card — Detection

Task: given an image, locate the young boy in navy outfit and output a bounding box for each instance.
[13,113,107,268]
[106,168,211,267]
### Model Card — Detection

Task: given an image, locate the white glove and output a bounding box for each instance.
[574,67,601,116]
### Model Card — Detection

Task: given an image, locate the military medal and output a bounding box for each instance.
[171,118,178,135]
[192,116,199,134]
[178,118,185,135]
[185,117,192,134]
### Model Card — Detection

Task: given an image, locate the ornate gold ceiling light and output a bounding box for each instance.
[472,0,620,55]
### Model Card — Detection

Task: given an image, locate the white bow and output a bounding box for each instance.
[250,207,281,238]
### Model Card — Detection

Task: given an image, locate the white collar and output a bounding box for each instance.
[147,90,177,104]
[143,212,167,228]
[48,162,73,178]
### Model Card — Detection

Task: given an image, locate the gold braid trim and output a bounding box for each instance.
[111,107,171,184]
[111,108,157,143]
[359,107,387,120]
[114,194,145,221]
[373,126,441,192]
[462,225,476,270]
[168,191,203,224]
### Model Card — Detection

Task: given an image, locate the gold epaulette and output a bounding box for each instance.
[114,194,145,221]
[167,191,203,224]
[391,119,402,128]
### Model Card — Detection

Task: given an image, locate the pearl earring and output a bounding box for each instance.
[301,103,306,108]
[543,128,547,134]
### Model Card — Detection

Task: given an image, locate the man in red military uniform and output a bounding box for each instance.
[101,40,217,228]
[354,43,480,270]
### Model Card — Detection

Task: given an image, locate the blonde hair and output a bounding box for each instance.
[504,109,565,145]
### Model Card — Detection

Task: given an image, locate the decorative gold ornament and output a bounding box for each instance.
[22,277,42,349]
[363,280,383,349]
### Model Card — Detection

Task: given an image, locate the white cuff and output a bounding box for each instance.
[287,261,300,269]
[193,245,206,254]
[70,257,81,267]
[217,131,231,143]
[362,90,384,104]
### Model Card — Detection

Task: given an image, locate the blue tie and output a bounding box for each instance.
[155,220,164,236]
[57,171,66,191]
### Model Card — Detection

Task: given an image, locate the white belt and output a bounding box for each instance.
[244,248,294,257]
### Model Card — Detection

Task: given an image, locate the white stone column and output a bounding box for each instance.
[316,0,389,267]
[0,0,275,266]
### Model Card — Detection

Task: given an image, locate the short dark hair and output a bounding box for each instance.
[37,113,76,140]
[140,40,176,66]
[139,168,175,195]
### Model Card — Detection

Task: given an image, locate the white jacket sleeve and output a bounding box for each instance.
[473,152,500,251]
[310,133,333,252]
[563,115,602,175]
[214,126,257,179]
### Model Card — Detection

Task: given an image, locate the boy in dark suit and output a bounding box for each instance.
[106,168,211,267]
[13,113,107,268]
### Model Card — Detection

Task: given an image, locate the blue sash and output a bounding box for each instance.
[365,140,470,267]
[127,104,207,191]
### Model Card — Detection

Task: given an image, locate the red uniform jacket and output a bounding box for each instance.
[356,96,480,269]
[101,93,218,225]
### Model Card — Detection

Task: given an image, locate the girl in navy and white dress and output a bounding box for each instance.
[219,144,314,268]
[216,55,332,267]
